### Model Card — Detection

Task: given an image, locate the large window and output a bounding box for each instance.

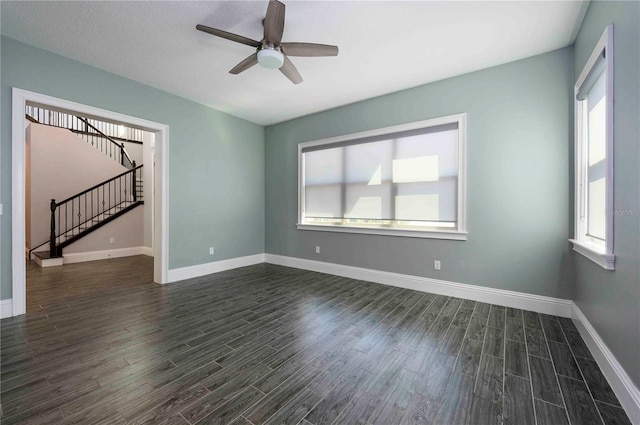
[571,25,615,270]
[297,114,467,239]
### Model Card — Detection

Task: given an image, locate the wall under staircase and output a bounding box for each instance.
[27,123,144,257]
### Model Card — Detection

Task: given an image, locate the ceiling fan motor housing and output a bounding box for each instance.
[257,44,284,69]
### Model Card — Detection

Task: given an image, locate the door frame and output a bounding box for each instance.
[11,87,170,316]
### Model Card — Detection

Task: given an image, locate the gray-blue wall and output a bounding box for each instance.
[265,47,575,300]
[572,1,640,388]
[2,1,638,399]
[1,37,265,299]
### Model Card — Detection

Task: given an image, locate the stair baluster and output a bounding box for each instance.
[25,106,139,170]
[37,165,144,258]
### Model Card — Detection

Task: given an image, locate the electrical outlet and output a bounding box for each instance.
[209,247,215,255]
[109,237,115,244]
[315,246,320,254]
[434,260,441,270]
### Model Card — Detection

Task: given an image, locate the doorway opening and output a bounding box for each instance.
[11,88,169,317]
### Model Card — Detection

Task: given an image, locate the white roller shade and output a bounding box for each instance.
[302,122,459,229]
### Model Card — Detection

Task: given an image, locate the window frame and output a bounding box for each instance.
[296,113,467,240]
[570,24,615,270]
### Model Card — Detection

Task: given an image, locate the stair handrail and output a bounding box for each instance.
[55,165,143,206]
[25,113,142,145]
[49,165,143,256]
[28,240,49,259]
[25,114,39,124]
[76,117,135,169]
[26,108,136,169]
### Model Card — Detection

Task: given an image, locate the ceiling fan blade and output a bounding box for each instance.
[229,53,259,74]
[280,43,339,57]
[264,0,285,44]
[280,55,303,84]
[196,24,260,48]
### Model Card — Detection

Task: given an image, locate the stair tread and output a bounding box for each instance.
[33,251,63,260]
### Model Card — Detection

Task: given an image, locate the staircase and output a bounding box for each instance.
[26,106,146,267]
[31,165,144,266]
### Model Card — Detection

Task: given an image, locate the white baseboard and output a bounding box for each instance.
[167,253,266,283]
[63,246,146,264]
[142,246,154,257]
[1,299,14,319]
[264,254,573,317]
[572,303,640,425]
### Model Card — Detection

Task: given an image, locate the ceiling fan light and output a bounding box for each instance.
[257,48,284,69]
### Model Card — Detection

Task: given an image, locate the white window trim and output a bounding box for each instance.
[569,239,616,270]
[296,113,467,240]
[570,24,615,270]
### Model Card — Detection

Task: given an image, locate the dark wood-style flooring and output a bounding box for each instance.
[0,256,631,425]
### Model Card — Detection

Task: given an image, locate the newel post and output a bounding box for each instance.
[49,199,57,257]
[132,165,137,202]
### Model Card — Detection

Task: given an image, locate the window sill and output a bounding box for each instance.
[296,223,467,240]
[569,239,615,270]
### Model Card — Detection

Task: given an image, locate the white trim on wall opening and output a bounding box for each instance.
[11,88,170,317]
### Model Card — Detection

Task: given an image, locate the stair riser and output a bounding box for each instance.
[34,256,64,268]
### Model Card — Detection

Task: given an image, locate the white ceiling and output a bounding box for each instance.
[1,1,588,126]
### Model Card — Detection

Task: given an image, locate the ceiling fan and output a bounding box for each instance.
[196,0,338,84]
